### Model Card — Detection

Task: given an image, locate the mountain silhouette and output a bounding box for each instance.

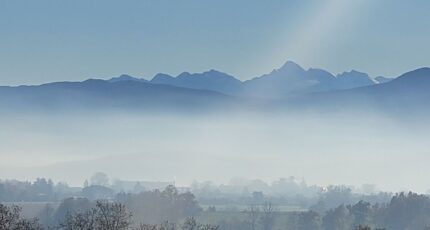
[97,61,382,100]
[0,79,236,112]
[106,61,379,99]
[150,70,242,95]
[1,62,428,115]
[108,74,147,83]
[335,70,375,89]
[292,67,430,114]
[375,76,393,84]
[241,61,375,98]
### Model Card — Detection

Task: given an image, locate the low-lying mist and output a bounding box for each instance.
[1,110,429,193]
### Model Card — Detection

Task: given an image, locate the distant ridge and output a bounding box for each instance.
[103,61,382,99]
[335,70,375,89]
[108,74,147,83]
[292,67,430,114]
[375,76,393,84]
[150,70,242,95]
[2,61,429,115]
[0,78,237,112]
[241,61,376,98]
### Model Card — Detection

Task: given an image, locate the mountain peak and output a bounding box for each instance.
[202,69,238,80]
[265,61,306,77]
[108,74,146,83]
[279,61,305,72]
[177,72,192,79]
[339,70,366,75]
[335,70,374,89]
[151,73,175,84]
[337,70,369,78]
[205,69,224,75]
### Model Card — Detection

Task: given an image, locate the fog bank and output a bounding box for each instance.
[1,111,429,192]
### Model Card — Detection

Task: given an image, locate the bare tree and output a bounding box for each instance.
[90,172,109,187]
[60,209,97,230]
[95,201,131,230]
[181,217,198,230]
[136,221,176,230]
[259,202,277,230]
[198,224,218,230]
[244,204,260,230]
[355,225,371,230]
[11,218,43,230]
[135,224,159,230]
[181,217,218,230]
[59,201,131,230]
[0,204,43,230]
[136,219,217,230]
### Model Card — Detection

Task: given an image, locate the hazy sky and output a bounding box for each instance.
[1,0,429,85]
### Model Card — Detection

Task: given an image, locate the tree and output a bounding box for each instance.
[59,201,131,230]
[54,197,93,225]
[323,205,354,230]
[90,172,109,187]
[121,186,202,224]
[349,201,373,227]
[95,201,131,230]
[198,224,218,230]
[136,221,176,230]
[83,180,89,188]
[244,204,260,230]
[259,202,277,230]
[181,217,198,230]
[32,178,54,201]
[0,204,43,230]
[37,203,56,227]
[82,185,115,200]
[181,217,218,230]
[60,209,97,230]
[355,225,371,230]
[384,192,429,230]
[297,211,322,230]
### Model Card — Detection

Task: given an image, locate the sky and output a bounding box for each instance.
[0,0,429,85]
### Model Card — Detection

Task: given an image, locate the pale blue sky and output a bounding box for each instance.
[0,0,429,85]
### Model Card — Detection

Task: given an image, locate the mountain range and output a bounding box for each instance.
[293,67,430,114]
[111,61,387,98]
[1,61,429,114]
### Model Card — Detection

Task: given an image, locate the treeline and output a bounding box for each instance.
[286,192,430,230]
[194,192,430,230]
[193,182,391,211]
[0,174,173,203]
[0,201,217,230]
[4,187,430,230]
[36,185,202,228]
[0,178,75,202]
[117,185,202,224]
[0,204,43,230]
[0,178,129,202]
[0,177,391,212]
